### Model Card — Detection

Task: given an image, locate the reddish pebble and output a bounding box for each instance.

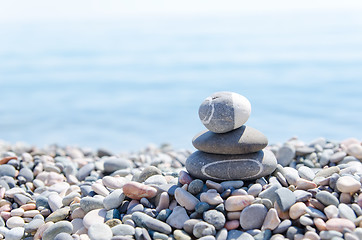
[314,218,327,231]
[122,181,157,200]
[325,218,355,232]
[1,211,11,221]
[0,156,17,164]
[178,170,193,185]
[224,220,239,230]
[224,195,254,211]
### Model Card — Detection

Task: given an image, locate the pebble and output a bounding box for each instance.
[166,206,190,229]
[193,221,216,238]
[198,91,251,133]
[83,208,107,229]
[275,187,296,211]
[132,211,172,234]
[103,157,132,173]
[174,187,200,211]
[42,221,73,240]
[188,179,204,195]
[203,209,226,230]
[316,191,340,207]
[239,204,268,230]
[103,189,125,210]
[122,181,157,200]
[200,190,224,205]
[261,208,280,230]
[4,227,24,240]
[186,150,277,181]
[224,195,254,211]
[111,224,135,236]
[336,175,361,193]
[6,216,25,229]
[276,145,296,167]
[54,232,73,240]
[192,126,268,154]
[325,218,356,232]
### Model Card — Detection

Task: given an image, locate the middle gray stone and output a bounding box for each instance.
[192,125,268,154]
[185,149,277,181]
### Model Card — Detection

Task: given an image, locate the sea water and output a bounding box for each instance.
[0,13,362,151]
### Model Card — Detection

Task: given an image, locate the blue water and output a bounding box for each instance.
[1,12,362,151]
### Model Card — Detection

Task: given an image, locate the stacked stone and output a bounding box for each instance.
[186,91,278,182]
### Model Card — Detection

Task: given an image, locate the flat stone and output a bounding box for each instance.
[275,188,296,211]
[220,181,244,190]
[174,187,200,211]
[293,190,312,202]
[76,163,95,181]
[166,206,190,229]
[273,219,292,234]
[103,189,125,210]
[316,191,339,207]
[224,195,254,211]
[297,166,315,181]
[80,197,104,213]
[203,210,226,230]
[198,91,251,133]
[276,145,295,167]
[330,151,347,163]
[42,221,73,240]
[315,166,340,178]
[103,157,132,173]
[192,126,267,155]
[186,150,277,181]
[137,166,162,183]
[45,207,70,223]
[123,181,157,200]
[239,204,268,230]
[336,176,361,193]
[102,176,126,189]
[132,211,172,234]
[83,208,107,229]
[111,224,135,236]
[193,221,216,238]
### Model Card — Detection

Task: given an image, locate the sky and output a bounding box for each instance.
[1,0,362,23]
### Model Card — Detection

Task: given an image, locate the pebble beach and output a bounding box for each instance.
[1,92,362,240]
[0,137,362,240]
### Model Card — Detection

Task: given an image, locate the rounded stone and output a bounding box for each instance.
[42,221,73,240]
[316,191,339,207]
[192,126,268,155]
[224,195,254,211]
[83,208,107,229]
[276,145,296,167]
[239,204,268,230]
[6,217,25,229]
[4,227,24,240]
[54,233,73,240]
[0,165,16,177]
[275,187,296,212]
[18,167,34,182]
[325,218,356,232]
[188,179,204,195]
[185,149,277,181]
[88,223,113,240]
[137,166,162,183]
[103,189,125,210]
[103,157,132,173]
[166,206,190,229]
[198,91,251,133]
[193,221,216,238]
[336,176,361,193]
[24,219,45,233]
[122,181,157,200]
[174,187,200,211]
[203,210,226,230]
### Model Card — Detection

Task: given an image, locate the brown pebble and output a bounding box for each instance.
[289,202,307,220]
[224,220,239,230]
[123,181,157,200]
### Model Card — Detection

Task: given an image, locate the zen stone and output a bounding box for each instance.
[186,149,277,181]
[198,91,251,133]
[192,126,268,154]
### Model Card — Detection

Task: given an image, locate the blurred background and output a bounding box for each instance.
[0,0,362,152]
